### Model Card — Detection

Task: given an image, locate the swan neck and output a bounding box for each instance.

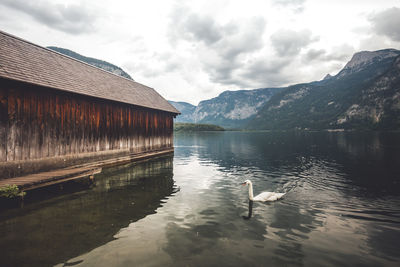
[248,182,254,200]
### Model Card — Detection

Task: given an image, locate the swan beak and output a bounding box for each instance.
[240,182,246,186]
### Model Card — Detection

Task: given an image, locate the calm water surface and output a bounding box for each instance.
[1,131,400,266]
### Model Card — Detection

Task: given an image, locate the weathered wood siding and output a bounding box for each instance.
[0,78,174,164]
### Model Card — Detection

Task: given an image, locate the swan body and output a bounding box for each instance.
[241,179,285,202]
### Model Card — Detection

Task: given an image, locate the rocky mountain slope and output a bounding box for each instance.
[168,101,196,123]
[170,88,282,128]
[47,46,133,80]
[247,49,400,130]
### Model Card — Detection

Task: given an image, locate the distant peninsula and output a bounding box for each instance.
[174,123,225,132]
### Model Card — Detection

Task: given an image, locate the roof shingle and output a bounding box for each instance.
[0,30,180,114]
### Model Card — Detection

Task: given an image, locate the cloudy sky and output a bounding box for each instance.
[1,0,400,104]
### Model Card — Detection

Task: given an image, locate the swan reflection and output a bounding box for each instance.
[242,200,253,220]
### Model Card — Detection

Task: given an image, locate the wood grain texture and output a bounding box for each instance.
[0,79,174,165]
[0,88,7,161]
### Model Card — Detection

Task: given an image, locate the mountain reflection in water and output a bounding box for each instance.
[1,131,400,267]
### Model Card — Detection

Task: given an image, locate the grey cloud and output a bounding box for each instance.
[206,60,241,85]
[271,29,318,57]
[204,18,266,86]
[207,57,292,89]
[0,0,98,34]
[168,5,223,45]
[303,44,354,63]
[324,45,354,61]
[185,14,223,45]
[369,7,400,42]
[232,41,353,88]
[239,58,292,87]
[217,17,265,59]
[168,5,265,58]
[168,5,267,87]
[304,48,326,61]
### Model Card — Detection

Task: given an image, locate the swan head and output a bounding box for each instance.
[241,179,251,186]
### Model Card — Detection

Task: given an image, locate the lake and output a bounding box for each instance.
[1,131,400,266]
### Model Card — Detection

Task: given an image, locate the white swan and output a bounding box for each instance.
[241,179,285,202]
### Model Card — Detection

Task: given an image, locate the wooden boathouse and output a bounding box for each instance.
[0,30,180,184]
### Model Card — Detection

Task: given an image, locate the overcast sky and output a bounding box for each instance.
[1,0,400,105]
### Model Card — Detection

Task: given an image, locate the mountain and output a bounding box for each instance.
[47,46,133,80]
[168,101,196,123]
[247,49,400,130]
[193,88,282,128]
[170,88,282,128]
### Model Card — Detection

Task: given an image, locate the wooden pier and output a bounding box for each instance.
[0,148,174,191]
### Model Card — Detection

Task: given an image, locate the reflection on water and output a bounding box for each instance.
[0,156,175,267]
[1,131,400,266]
[242,201,253,220]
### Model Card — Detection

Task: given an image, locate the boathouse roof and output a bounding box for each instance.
[0,30,180,114]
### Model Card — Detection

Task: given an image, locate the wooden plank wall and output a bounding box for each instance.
[0,79,174,162]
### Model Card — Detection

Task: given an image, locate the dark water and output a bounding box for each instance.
[1,131,400,266]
